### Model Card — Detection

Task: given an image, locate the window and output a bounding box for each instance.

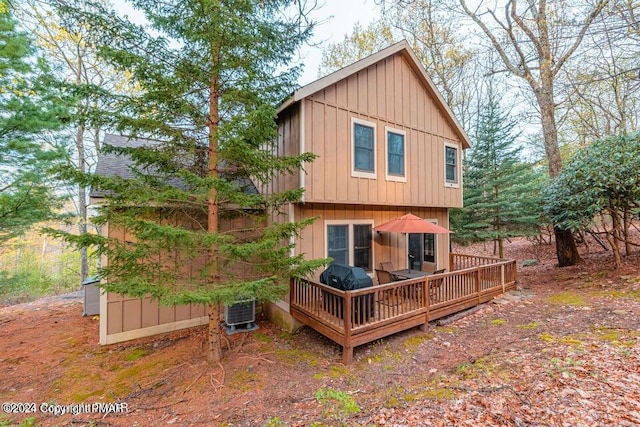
[326,221,373,271]
[351,118,376,178]
[327,225,349,265]
[444,142,459,187]
[354,124,374,171]
[385,127,406,182]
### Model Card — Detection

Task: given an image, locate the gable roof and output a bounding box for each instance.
[278,39,471,149]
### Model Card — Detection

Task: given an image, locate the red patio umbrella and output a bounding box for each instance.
[373,213,452,234]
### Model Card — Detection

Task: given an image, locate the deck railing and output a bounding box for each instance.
[290,253,517,364]
[449,252,514,270]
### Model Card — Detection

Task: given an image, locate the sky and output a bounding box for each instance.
[295,0,380,85]
[114,0,381,87]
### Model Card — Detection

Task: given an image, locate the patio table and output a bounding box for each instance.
[390,269,432,280]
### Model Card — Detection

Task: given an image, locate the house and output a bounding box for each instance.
[91,41,515,354]
[267,39,470,279]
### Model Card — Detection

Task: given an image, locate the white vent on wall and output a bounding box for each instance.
[224,299,256,333]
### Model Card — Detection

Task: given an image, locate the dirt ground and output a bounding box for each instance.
[1,236,640,426]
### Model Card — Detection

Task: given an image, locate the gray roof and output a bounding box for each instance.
[90,134,258,199]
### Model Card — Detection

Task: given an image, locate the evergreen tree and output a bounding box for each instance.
[0,1,66,243]
[51,0,325,361]
[453,92,542,257]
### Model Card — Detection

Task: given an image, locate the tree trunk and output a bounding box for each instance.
[495,205,503,258]
[604,229,622,269]
[611,208,623,267]
[76,125,89,282]
[624,206,631,256]
[554,227,580,267]
[41,236,47,257]
[92,128,102,270]
[536,87,581,267]
[600,212,621,268]
[74,48,89,283]
[605,232,622,268]
[207,65,221,363]
[208,303,222,362]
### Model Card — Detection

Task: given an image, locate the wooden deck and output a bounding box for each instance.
[290,253,517,364]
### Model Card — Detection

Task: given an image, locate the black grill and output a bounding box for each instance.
[319,264,374,323]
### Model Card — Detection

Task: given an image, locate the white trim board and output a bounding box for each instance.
[100,316,209,345]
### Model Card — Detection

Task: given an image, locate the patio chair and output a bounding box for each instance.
[379,262,394,271]
[375,269,394,285]
[421,261,436,273]
[429,273,445,304]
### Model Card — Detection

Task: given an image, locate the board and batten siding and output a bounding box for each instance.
[290,52,463,208]
[261,104,301,196]
[293,203,451,280]
[100,214,258,345]
[100,222,208,345]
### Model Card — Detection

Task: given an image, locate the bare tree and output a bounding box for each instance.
[322,0,482,132]
[457,0,609,266]
[385,0,481,131]
[560,2,640,143]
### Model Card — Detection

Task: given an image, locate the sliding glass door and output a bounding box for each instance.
[407,233,436,270]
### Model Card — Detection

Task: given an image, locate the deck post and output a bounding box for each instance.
[449,253,455,271]
[424,277,430,322]
[476,267,481,305]
[290,278,295,306]
[343,291,352,362]
[342,346,353,364]
[420,279,429,331]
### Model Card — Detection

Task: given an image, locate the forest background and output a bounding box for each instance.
[1,0,639,304]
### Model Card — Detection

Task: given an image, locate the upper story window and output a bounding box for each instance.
[444,142,459,188]
[385,127,406,182]
[351,118,376,179]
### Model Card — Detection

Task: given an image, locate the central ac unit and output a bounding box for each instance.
[223,299,257,333]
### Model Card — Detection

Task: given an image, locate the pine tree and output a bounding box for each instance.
[453,92,542,257]
[0,1,66,243]
[51,0,325,361]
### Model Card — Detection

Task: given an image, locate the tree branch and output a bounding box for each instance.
[553,0,609,76]
[459,0,525,78]
[508,0,544,61]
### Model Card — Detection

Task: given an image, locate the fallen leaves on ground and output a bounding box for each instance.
[1,235,640,426]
